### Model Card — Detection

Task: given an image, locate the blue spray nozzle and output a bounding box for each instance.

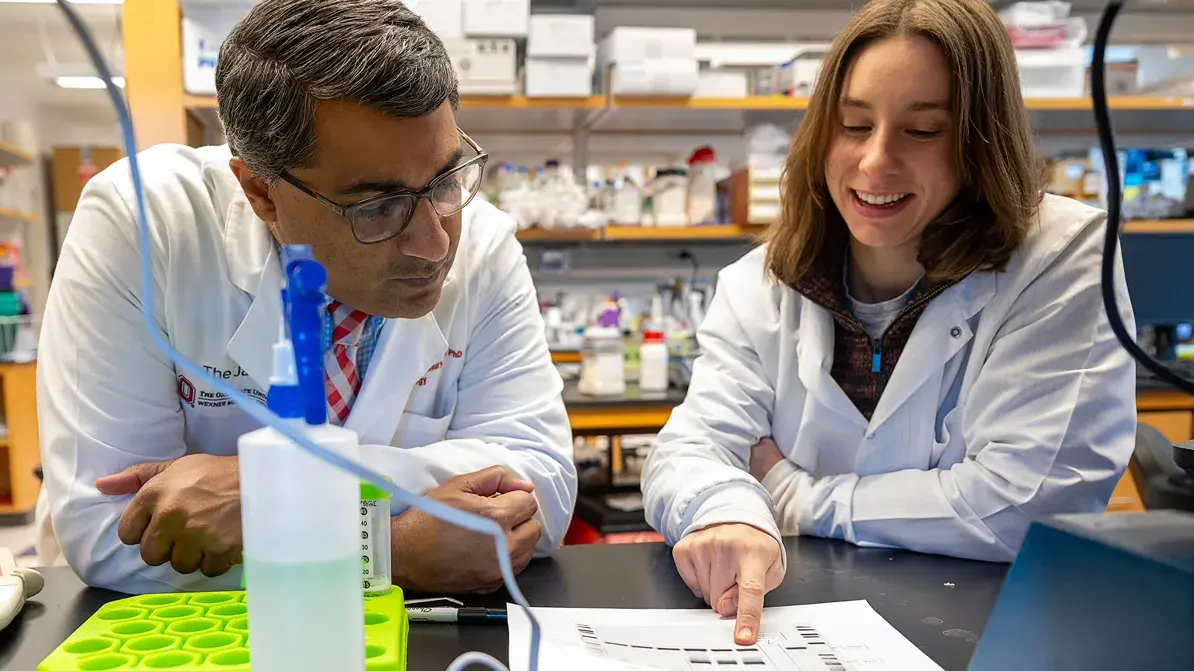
[281,245,329,426]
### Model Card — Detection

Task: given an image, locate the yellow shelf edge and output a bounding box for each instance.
[0,205,37,225]
[0,141,34,167]
[1122,219,1194,234]
[184,94,1194,113]
[517,224,768,242]
[184,94,218,109]
[604,224,766,240]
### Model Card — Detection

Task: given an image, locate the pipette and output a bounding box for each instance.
[51,1,543,669]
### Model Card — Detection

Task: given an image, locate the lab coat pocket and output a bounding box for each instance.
[931,405,965,468]
[396,412,452,448]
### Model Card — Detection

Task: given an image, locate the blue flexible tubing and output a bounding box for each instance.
[52,2,543,669]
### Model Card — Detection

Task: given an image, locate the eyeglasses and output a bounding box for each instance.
[278,130,489,245]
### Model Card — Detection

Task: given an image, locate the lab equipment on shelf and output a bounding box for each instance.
[578,307,626,397]
[686,146,719,225]
[638,328,670,392]
[652,167,689,227]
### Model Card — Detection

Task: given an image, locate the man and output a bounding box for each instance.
[35,0,576,595]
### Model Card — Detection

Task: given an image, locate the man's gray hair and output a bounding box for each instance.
[215,0,459,182]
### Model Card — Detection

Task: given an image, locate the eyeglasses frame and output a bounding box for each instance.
[277,129,489,245]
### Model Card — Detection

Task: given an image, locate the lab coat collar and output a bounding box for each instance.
[866,272,997,431]
[225,196,284,390]
[224,196,276,297]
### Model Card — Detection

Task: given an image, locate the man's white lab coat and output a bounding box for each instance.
[642,194,1137,563]
[36,144,576,593]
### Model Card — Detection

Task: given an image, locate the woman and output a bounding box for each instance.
[640,0,1137,646]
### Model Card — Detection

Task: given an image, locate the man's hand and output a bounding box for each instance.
[391,465,541,594]
[95,454,242,577]
[749,437,785,482]
[673,523,785,646]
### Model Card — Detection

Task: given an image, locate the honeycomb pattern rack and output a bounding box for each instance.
[37,588,408,670]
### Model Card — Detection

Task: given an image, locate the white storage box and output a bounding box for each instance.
[609,59,699,97]
[600,27,697,64]
[444,38,519,95]
[1016,47,1085,98]
[464,0,529,38]
[525,57,594,97]
[777,53,824,97]
[528,14,595,58]
[695,69,749,98]
[417,0,464,39]
[181,7,242,95]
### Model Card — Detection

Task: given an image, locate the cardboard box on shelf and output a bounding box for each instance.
[528,14,596,58]
[608,59,699,97]
[444,38,519,95]
[464,0,530,38]
[600,27,697,64]
[416,0,464,39]
[695,69,750,98]
[526,57,594,98]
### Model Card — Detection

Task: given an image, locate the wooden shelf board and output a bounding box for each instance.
[1137,389,1194,412]
[1122,219,1194,234]
[609,96,809,110]
[460,95,604,109]
[518,224,768,242]
[517,227,601,241]
[0,141,33,169]
[604,224,765,240]
[184,94,1194,114]
[0,205,37,225]
[184,94,218,110]
[551,351,582,365]
[1027,96,1194,111]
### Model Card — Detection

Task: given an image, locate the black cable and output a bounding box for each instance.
[1091,2,1194,396]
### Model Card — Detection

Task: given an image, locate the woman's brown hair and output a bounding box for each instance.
[764,0,1045,286]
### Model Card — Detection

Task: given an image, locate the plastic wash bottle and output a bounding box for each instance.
[237,249,366,671]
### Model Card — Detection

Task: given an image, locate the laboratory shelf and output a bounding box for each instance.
[0,141,33,169]
[603,223,765,240]
[0,206,37,226]
[516,227,601,241]
[1122,219,1194,234]
[517,224,767,243]
[183,94,1194,113]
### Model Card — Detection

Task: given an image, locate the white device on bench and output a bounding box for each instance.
[0,547,44,632]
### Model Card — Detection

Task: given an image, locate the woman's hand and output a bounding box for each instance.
[749,437,785,482]
[673,523,785,646]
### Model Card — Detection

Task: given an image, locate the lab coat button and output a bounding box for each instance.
[950,326,962,338]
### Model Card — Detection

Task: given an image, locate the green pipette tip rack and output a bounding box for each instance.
[37,588,408,671]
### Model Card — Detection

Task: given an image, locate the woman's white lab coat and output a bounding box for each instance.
[36,144,576,593]
[641,194,1137,562]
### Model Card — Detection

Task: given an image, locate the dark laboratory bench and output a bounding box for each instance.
[0,537,1009,671]
[561,379,688,408]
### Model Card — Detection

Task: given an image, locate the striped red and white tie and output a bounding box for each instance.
[324,300,369,425]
